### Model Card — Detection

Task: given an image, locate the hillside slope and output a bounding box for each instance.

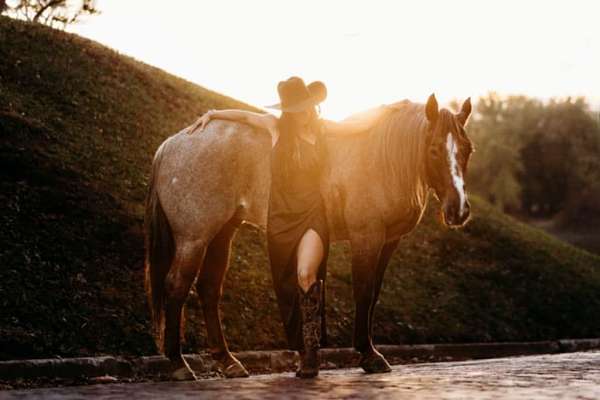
[1,17,599,360]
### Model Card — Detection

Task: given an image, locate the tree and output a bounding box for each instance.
[521,98,600,223]
[467,93,600,225]
[467,93,543,212]
[1,0,99,30]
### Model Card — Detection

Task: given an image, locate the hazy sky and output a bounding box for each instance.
[69,0,599,119]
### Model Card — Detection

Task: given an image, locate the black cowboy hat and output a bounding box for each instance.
[265,76,327,112]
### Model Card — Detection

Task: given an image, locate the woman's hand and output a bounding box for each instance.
[187,110,214,134]
[185,109,278,142]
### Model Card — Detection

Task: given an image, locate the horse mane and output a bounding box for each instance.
[371,100,431,208]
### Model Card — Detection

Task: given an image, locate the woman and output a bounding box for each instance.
[188,76,387,378]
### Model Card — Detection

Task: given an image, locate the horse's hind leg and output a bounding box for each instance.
[164,239,206,381]
[196,221,249,378]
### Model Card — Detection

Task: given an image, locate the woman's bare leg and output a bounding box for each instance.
[295,228,325,378]
[296,228,324,291]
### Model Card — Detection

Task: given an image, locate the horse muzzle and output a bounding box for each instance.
[442,199,471,227]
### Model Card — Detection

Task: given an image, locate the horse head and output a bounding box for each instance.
[424,94,474,227]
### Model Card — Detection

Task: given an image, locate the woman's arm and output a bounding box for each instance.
[187,109,277,134]
[321,105,389,137]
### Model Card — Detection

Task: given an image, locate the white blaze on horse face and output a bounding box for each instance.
[446,133,466,216]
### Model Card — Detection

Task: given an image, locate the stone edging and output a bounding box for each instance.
[1,338,599,382]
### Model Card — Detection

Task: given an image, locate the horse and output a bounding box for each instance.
[144,94,474,380]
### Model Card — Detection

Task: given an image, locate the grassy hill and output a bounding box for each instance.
[1,16,599,361]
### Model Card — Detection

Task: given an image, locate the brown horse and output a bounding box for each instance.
[144,94,473,379]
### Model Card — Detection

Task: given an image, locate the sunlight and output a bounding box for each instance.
[68,0,600,119]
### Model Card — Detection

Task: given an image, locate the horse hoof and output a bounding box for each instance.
[222,359,249,378]
[171,366,198,381]
[296,369,319,379]
[295,364,319,379]
[359,350,392,374]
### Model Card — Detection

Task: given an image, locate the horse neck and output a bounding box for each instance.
[370,107,430,210]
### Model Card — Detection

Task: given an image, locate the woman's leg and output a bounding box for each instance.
[295,228,325,378]
[296,228,325,291]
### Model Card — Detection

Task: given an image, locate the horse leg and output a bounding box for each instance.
[196,221,249,378]
[370,240,399,330]
[164,239,206,381]
[350,235,391,374]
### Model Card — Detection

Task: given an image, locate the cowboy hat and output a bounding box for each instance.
[265,76,327,112]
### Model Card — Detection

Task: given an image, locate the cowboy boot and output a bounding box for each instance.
[320,279,328,348]
[296,280,322,378]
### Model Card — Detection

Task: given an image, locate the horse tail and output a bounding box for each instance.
[144,142,174,352]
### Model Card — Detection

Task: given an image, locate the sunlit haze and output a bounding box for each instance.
[69,0,599,120]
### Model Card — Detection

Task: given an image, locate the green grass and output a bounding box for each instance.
[1,16,599,360]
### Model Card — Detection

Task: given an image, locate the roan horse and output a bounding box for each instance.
[144,94,473,380]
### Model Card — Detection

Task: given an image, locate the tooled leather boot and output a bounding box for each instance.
[296,280,322,378]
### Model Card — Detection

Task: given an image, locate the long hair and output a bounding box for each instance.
[275,107,321,179]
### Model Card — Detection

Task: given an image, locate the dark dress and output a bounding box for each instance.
[267,125,329,351]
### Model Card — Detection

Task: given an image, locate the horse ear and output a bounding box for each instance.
[457,97,472,126]
[425,93,439,125]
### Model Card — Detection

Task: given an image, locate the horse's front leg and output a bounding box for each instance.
[349,230,392,374]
